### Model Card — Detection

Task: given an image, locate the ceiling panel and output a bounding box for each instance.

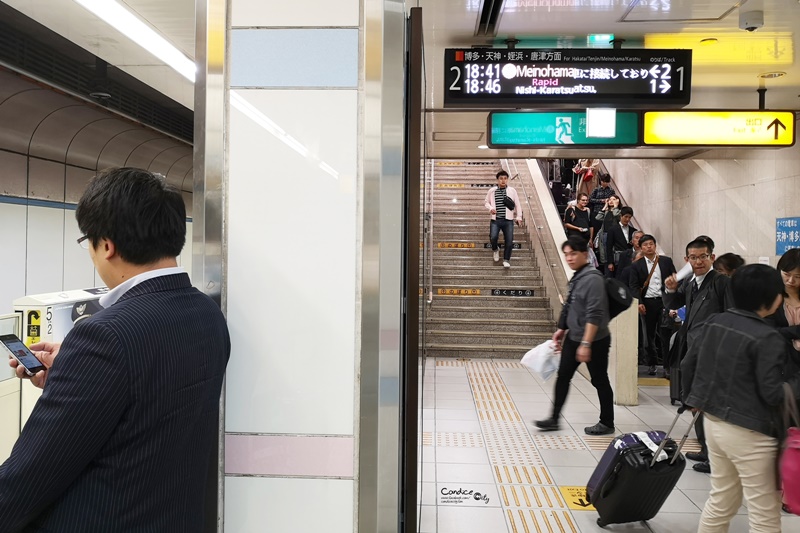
[121,0,195,56]
[5,0,800,163]
[623,0,743,22]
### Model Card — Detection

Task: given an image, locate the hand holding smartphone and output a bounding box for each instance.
[1,334,47,376]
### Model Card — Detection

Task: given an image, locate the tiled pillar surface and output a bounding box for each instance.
[225,2,360,531]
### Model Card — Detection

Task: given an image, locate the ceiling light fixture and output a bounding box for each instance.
[758,71,786,79]
[73,0,196,82]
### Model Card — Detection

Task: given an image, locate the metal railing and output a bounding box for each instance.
[504,158,565,304]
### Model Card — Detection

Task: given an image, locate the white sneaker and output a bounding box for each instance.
[503,261,511,268]
[493,250,500,262]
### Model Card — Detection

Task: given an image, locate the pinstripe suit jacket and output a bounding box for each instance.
[0,273,230,533]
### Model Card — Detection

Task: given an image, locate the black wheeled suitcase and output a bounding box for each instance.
[586,410,699,528]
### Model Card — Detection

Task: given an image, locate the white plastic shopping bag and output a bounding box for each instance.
[520,341,559,381]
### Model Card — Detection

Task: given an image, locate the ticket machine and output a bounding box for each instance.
[14,288,107,424]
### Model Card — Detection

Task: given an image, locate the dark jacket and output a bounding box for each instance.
[663,268,733,333]
[589,185,616,217]
[768,304,800,380]
[0,274,231,533]
[557,264,610,342]
[629,255,677,304]
[615,249,641,287]
[607,222,638,265]
[681,309,786,437]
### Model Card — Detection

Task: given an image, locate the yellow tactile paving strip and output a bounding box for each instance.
[436,359,467,367]
[507,509,578,533]
[499,485,567,509]
[495,361,526,369]
[494,465,553,485]
[435,432,485,447]
[532,435,588,451]
[462,360,582,530]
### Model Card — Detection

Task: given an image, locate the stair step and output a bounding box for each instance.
[431,267,540,276]
[424,343,543,359]
[424,318,554,333]
[428,294,549,308]
[427,330,546,346]
[425,305,553,321]
[433,273,542,281]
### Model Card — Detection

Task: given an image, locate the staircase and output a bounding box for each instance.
[421,160,556,359]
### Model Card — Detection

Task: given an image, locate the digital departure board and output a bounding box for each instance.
[444,48,692,108]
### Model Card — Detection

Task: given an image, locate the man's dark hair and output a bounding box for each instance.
[638,234,656,246]
[562,235,589,253]
[620,206,634,217]
[731,264,783,312]
[714,253,745,273]
[777,248,800,273]
[600,174,611,184]
[577,192,589,201]
[496,170,509,179]
[76,167,186,265]
[685,236,714,256]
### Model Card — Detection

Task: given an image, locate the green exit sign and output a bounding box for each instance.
[488,111,640,147]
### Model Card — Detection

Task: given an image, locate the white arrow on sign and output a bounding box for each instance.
[659,80,671,93]
[649,65,661,79]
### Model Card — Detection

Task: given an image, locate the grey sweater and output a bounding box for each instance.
[559,265,611,342]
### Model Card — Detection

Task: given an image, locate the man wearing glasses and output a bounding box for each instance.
[664,236,733,474]
[1,168,231,532]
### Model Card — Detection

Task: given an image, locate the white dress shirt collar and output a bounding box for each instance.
[99,266,185,308]
[692,270,709,288]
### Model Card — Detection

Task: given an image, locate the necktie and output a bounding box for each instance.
[691,280,700,297]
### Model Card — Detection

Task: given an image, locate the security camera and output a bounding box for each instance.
[739,10,764,32]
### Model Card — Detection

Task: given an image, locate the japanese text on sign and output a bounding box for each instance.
[777,217,800,255]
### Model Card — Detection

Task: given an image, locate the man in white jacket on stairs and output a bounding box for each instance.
[484,170,523,268]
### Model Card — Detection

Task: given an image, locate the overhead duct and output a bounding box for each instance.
[0,3,192,142]
[476,0,506,37]
[0,67,193,195]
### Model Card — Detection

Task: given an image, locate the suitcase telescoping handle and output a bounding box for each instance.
[649,408,701,468]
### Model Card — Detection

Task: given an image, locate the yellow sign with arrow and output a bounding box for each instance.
[643,110,795,147]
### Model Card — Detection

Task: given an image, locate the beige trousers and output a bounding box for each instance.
[698,414,781,533]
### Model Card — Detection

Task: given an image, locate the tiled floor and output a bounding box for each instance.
[416,358,800,532]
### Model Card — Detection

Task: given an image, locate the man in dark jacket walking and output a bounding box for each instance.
[535,236,615,436]
[664,236,732,473]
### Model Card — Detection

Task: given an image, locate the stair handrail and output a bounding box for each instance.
[504,158,565,304]
[424,160,434,304]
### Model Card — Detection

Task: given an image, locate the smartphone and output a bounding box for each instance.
[0,334,47,376]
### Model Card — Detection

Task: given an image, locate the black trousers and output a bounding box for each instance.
[551,335,614,427]
[642,297,665,366]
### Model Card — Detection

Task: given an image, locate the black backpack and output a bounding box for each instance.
[606,278,633,319]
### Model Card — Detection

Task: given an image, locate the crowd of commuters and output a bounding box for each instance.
[544,168,800,530]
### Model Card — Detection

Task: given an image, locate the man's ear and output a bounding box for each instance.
[98,238,117,261]
[768,293,783,315]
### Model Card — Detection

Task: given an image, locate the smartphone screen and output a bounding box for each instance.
[0,334,47,375]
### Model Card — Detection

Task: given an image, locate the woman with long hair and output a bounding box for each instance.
[594,194,621,266]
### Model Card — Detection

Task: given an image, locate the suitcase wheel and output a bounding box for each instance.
[597,518,607,528]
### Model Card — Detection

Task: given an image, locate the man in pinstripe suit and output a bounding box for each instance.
[0,168,230,532]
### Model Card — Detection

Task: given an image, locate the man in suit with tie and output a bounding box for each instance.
[0,168,231,532]
[664,236,732,474]
[629,234,677,377]
[605,207,637,278]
